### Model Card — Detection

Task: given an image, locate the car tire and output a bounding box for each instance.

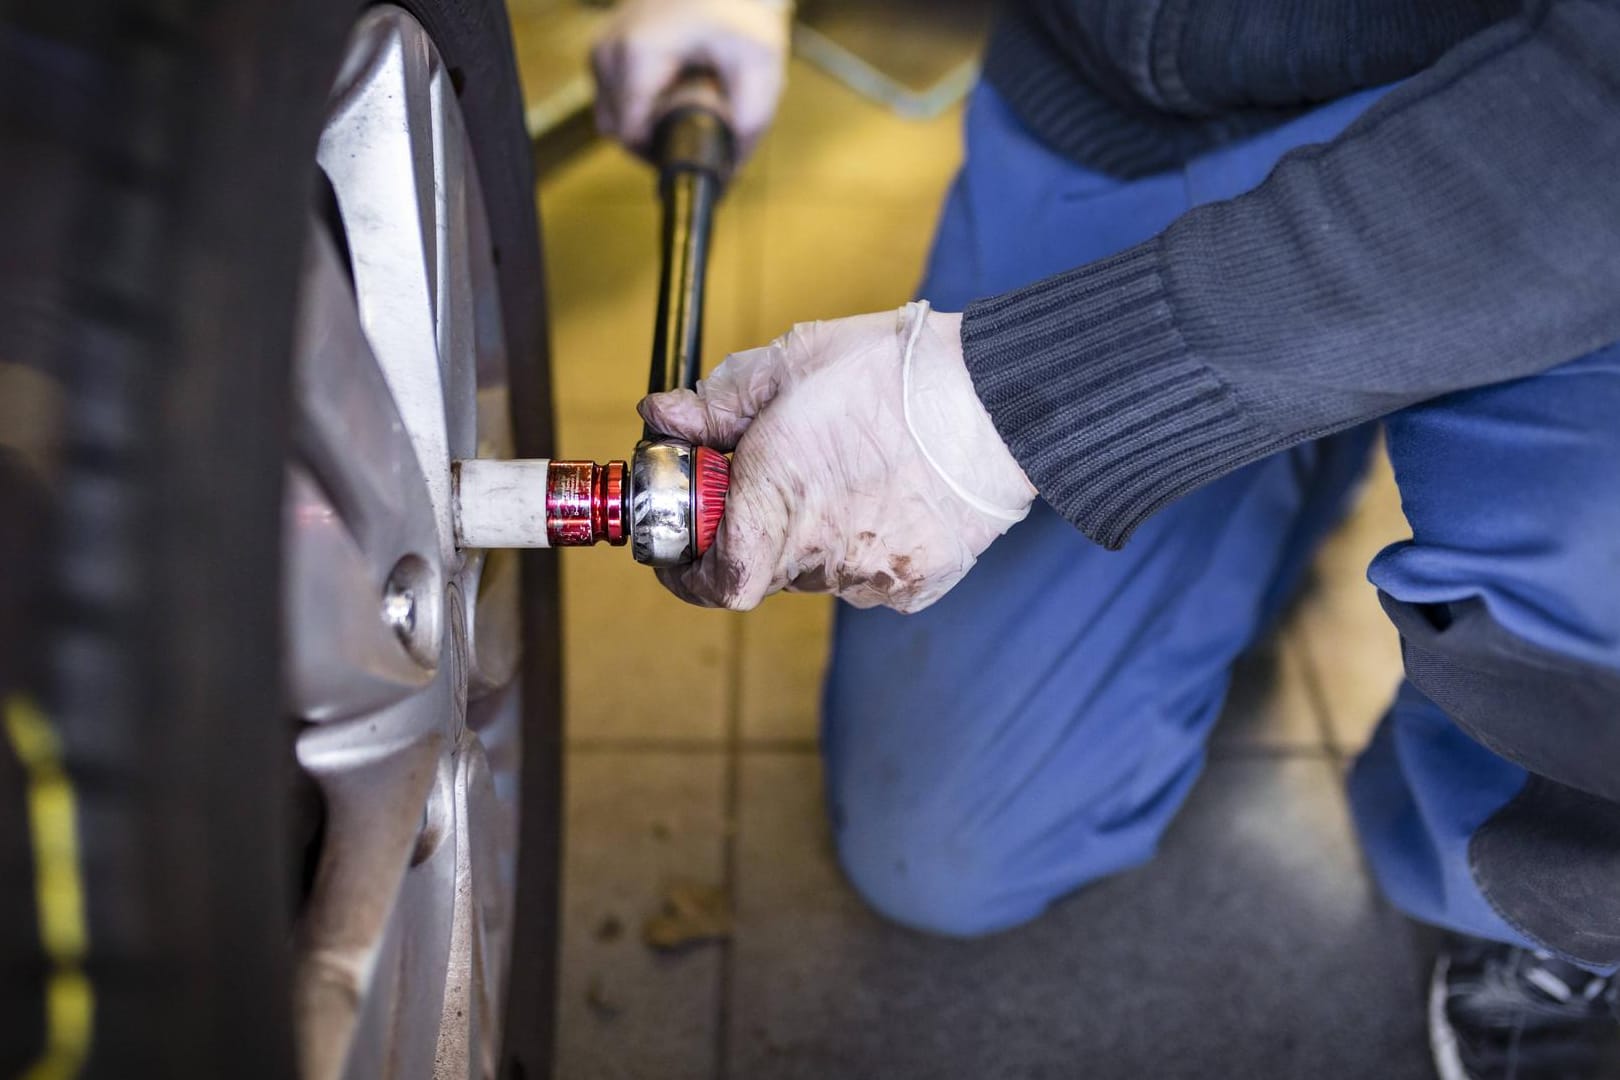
[0,0,560,1076]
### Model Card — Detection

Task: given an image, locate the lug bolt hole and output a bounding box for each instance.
[383,554,441,667]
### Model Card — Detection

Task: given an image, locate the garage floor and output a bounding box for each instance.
[536,54,1426,1080]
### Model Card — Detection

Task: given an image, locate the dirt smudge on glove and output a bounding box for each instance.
[788,564,831,592]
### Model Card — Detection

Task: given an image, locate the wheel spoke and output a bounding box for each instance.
[290,226,441,589]
[284,466,436,721]
[466,685,521,913]
[294,676,455,1080]
[454,84,521,701]
[285,228,445,721]
[433,738,505,1079]
[466,137,514,459]
[319,8,465,562]
[463,548,520,699]
[469,684,522,805]
[431,61,479,466]
[475,385,514,461]
[470,706,518,993]
[372,791,461,1080]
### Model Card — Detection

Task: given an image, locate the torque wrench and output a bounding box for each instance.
[454,71,734,565]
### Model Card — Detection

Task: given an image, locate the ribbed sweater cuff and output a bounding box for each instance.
[961,240,1284,549]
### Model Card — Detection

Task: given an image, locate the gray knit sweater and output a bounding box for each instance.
[981,0,1521,179]
[961,0,1620,548]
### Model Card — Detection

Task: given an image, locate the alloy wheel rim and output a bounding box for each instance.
[281,7,524,1077]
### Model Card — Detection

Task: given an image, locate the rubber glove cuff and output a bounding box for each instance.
[900,301,1037,529]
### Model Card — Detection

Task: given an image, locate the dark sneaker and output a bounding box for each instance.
[1429,935,1620,1079]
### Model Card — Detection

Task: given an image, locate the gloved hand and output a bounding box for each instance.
[639,302,1038,613]
[591,0,791,160]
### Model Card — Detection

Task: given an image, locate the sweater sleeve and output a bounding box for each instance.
[961,0,1620,549]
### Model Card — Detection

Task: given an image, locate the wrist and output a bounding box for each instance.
[901,304,1037,523]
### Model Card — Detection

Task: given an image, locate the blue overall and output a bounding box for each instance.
[821,83,1620,952]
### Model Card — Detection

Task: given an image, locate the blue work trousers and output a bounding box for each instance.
[822,83,1620,960]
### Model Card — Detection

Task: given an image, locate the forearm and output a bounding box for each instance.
[964,0,1620,548]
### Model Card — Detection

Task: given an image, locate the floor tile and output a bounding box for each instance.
[537,175,762,419]
[556,750,727,1080]
[508,0,607,135]
[561,547,733,743]
[538,190,661,416]
[797,0,989,94]
[763,60,965,206]
[558,417,734,742]
[1295,446,1409,756]
[540,130,666,211]
[754,197,948,338]
[728,753,1431,1080]
[1210,633,1329,752]
[737,595,835,743]
[752,68,960,335]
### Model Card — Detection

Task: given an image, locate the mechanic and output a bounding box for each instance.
[590,1,1620,1076]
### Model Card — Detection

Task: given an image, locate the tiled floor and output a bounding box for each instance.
[535,52,1420,1080]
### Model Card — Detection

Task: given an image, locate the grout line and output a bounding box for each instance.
[566,735,819,754]
[567,737,727,754]
[712,616,746,1080]
[1291,623,1348,760]
[790,23,978,120]
[737,736,819,754]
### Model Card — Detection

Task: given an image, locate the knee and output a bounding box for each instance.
[825,737,1184,936]
[834,814,1027,939]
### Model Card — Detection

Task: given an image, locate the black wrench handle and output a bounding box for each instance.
[645,69,736,437]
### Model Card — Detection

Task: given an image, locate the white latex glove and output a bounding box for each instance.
[591,0,791,160]
[639,302,1038,613]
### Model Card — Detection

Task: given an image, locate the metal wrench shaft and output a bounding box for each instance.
[648,73,735,410]
[453,72,735,564]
